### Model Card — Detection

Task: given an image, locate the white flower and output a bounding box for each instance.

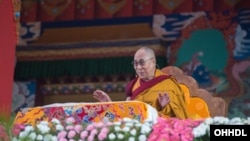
[122,126,130,132]
[37,124,51,134]
[128,137,135,141]
[117,133,124,139]
[28,132,37,140]
[40,121,49,126]
[56,124,64,131]
[24,125,34,133]
[19,131,29,138]
[138,134,147,141]
[108,133,116,140]
[125,122,134,127]
[51,136,57,141]
[123,117,133,122]
[244,118,250,124]
[113,121,122,126]
[12,137,18,141]
[36,134,43,140]
[204,117,213,125]
[140,124,151,134]
[130,128,137,136]
[114,126,121,132]
[51,118,61,124]
[192,123,208,137]
[230,117,243,125]
[135,123,142,128]
[144,119,153,123]
[44,134,55,141]
[213,116,229,124]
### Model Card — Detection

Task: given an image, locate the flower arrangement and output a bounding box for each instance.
[148,117,203,141]
[12,117,154,141]
[2,116,250,141]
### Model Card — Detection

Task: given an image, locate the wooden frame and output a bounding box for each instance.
[161,66,227,117]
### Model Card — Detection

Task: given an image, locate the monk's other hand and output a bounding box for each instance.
[93,89,112,102]
[158,92,170,108]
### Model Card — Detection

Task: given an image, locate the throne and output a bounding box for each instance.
[161,66,227,118]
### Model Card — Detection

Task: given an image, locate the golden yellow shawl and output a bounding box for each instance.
[130,69,189,119]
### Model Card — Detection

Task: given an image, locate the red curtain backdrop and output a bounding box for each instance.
[0,0,17,115]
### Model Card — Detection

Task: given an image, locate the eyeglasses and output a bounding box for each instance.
[132,58,153,67]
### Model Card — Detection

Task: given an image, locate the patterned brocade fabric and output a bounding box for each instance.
[14,101,158,126]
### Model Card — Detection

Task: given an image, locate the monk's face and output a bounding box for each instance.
[133,49,156,81]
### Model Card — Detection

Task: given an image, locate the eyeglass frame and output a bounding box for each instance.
[131,57,153,67]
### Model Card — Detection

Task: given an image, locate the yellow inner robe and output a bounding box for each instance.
[132,69,189,119]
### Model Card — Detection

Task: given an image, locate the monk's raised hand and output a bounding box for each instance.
[158,92,170,108]
[93,89,112,102]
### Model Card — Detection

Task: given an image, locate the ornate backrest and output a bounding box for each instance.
[161,66,227,117]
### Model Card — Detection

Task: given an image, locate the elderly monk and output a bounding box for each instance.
[93,47,189,119]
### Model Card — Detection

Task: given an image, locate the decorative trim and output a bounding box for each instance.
[12,0,21,43]
[76,0,90,14]
[158,0,184,11]
[16,38,166,61]
[98,0,127,15]
[40,0,72,17]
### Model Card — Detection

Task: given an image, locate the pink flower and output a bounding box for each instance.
[100,127,109,134]
[87,134,95,141]
[59,138,68,141]
[65,117,75,124]
[74,124,83,133]
[12,124,25,136]
[147,134,158,141]
[98,132,107,141]
[80,130,88,139]
[67,130,76,138]
[57,130,67,139]
[0,125,9,141]
[86,124,94,131]
[148,117,202,141]
[66,125,74,130]
[90,128,98,136]
[94,122,104,128]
